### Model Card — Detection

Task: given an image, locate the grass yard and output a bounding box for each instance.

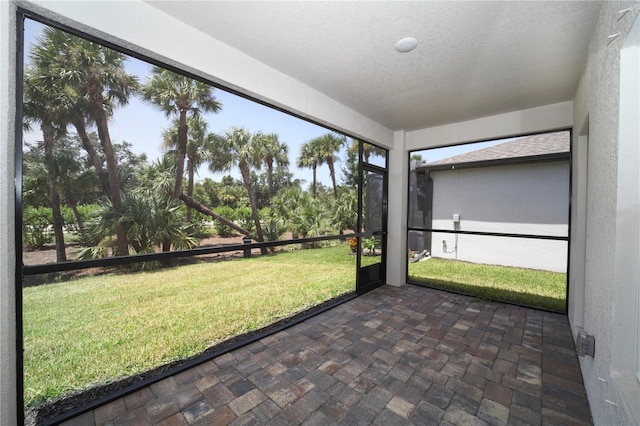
[408,258,566,312]
[23,244,356,408]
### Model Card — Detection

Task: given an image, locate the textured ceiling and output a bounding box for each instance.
[145,1,602,131]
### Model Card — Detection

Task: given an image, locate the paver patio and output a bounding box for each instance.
[60,284,591,425]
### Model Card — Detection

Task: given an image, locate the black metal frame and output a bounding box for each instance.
[14,8,391,424]
[406,227,568,241]
[405,128,573,314]
[23,233,358,276]
[356,151,389,294]
[14,10,26,426]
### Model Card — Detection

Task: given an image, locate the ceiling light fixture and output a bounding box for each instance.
[395,37,417,53]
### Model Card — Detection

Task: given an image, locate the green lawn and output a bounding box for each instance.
[23,244,356,408]
[408,258,566,313]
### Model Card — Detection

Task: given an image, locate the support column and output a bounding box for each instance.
[386,131,408,287]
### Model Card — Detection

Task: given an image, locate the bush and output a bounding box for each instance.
[23,206,53,249]
[214,206,236,237]
[235,207,255,233]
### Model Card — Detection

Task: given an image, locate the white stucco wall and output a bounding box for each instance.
[430,161,569,272]
[387,131,408,286]
[569,2,640,425]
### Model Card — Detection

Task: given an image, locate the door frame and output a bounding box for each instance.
[356,163,388,294]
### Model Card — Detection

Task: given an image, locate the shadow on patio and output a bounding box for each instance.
[60,285,591,426]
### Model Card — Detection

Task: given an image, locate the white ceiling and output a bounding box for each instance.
[145,1,602,132]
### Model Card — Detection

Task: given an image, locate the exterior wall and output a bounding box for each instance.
[569,2,640,425]
[430,161,569,272]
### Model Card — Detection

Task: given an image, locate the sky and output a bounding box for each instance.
[22,18,507,187]
[22,18,345,188]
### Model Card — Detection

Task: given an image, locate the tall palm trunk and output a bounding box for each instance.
[186,157,195,223]
[328,161,338,198]
[239,162,267,255]
[71,117,111,199]
[42,122,66,262]
[65,193,86,242]
[174,110,188,200]
[89,78,129,256]
[312,165,317,198]
[267,161,275,200]
[180,194,255,238]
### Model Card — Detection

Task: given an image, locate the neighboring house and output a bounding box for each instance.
[412,131,570,272]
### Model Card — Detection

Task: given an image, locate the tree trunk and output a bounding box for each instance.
[179,193,256,239]
[65,193,86,241]
[240,162,268,255]
[267,161,274,200]
[186,157,195,223]
[329,161,338,198]
[72,117,111,199]
[88,79,129,256]
[312,165,317,198]
[42,122,67,262]
[173,110,188,200]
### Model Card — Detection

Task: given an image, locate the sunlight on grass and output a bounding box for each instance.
[408,258,566,313]
[23,244,356,407]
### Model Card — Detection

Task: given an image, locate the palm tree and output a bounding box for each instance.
[272,187,332,247]
[162,115,215,222]
[141,68,222,200]
[23,71,68,262]
[257,133,289,201]
[52,135,103,241]
[314,133,346,198]
[297,141,320,197]
[348,139,386,163]
[217,127,267,253]
[30,26,139,256]
[79,191,198,261]
[332,187,358,234]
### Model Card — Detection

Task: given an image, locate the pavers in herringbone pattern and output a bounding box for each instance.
[60,285,591,425]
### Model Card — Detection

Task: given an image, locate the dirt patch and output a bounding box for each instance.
[22,234,255,266]
[21,234,296,287]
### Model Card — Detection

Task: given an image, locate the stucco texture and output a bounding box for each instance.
[570,2,640,425]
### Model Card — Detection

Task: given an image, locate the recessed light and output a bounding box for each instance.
[395,37,417,53]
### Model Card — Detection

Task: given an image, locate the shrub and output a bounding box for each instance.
[235,207,255,234]
[362,236,377,255]
[214,206,236,237]
[23,206,53,249]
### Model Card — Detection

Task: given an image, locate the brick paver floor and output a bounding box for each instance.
[61,285,591,425]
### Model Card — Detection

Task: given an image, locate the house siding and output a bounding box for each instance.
[430,161,569,272]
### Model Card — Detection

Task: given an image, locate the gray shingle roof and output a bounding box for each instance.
[423,131,570,167]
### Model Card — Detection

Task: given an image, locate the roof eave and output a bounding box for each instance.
[416,151,570,172]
